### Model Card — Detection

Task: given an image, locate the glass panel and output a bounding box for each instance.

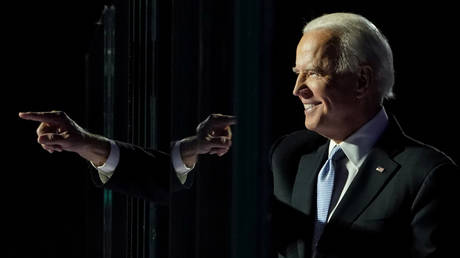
[102,5,116,258]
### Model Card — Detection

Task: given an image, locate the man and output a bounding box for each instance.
[19,111,236,203]
[270,13,459,258]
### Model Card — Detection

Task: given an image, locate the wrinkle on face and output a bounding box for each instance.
[295,29,340,76]
[293,29,370,141]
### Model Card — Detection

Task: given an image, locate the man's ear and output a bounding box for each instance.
[355,65,373,100]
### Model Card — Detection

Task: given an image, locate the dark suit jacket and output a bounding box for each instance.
[270,117,459,258]
[89,141,195,204]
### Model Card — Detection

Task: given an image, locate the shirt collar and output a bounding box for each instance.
[328,107,389,168]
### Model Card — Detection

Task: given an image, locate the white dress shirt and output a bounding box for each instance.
[93,139,193,184]
[327,108,389,221]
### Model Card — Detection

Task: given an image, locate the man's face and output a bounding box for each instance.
[293,29,361,141]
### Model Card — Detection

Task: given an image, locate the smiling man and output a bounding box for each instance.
[270,13,459,258]
[292,28,378,142]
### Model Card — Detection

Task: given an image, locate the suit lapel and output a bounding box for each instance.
[328,116,404,225]
[328,148,399,224]
[291,143,328,215]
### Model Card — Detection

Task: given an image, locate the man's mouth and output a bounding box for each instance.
[303,103,320,112]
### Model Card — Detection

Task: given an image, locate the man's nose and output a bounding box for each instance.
[293,76,309,97]
[293,76,303,96]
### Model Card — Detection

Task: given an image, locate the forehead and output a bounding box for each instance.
[295,29,339,70]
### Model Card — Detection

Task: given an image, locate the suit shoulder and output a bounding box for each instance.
[401,135,456,167]
[394,135,458,182]
[270,130,326,170]
[270,130,326,203]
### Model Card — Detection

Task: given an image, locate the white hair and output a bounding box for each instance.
[303,13,395,102]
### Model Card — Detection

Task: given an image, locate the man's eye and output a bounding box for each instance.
[308,72,320,78]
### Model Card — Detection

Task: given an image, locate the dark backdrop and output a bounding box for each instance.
[4,1,459,257]
[4,1,105,257]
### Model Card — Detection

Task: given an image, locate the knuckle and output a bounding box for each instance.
[53,110,67,119]
[205,115,214,123]
[196,124,204,133]
[56,111,65,117]
[210,113,222,121]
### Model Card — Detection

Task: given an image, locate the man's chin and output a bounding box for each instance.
[304,120,317,132]
[304,116,325,135]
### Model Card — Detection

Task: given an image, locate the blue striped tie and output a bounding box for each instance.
[312,145,344,252]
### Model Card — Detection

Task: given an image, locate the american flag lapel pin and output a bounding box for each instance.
[376,166,385,173]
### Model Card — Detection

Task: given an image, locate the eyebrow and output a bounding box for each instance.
[292,66,322,74]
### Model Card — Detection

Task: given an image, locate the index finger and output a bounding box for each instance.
[18,111,64,124]
[208,114,237,127]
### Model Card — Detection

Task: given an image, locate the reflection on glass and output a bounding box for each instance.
[102,5,116,258]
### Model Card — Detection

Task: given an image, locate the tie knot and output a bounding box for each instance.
[329,145,344,161]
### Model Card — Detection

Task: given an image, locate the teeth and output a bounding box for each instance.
[304,103,317,111]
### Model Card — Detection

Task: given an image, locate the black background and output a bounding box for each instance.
[4,1,459,257]
[4,1,105,257]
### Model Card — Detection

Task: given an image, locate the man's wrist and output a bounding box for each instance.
[94,140,119,173]
[79,134,111,166]
[178,136,199,169]
[171,140,194,174]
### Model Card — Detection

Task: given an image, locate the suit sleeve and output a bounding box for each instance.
[89,141,195,204]
[410,162,460,257]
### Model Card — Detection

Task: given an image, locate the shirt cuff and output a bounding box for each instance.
[171,140,194,175]
[91,139,120,183]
